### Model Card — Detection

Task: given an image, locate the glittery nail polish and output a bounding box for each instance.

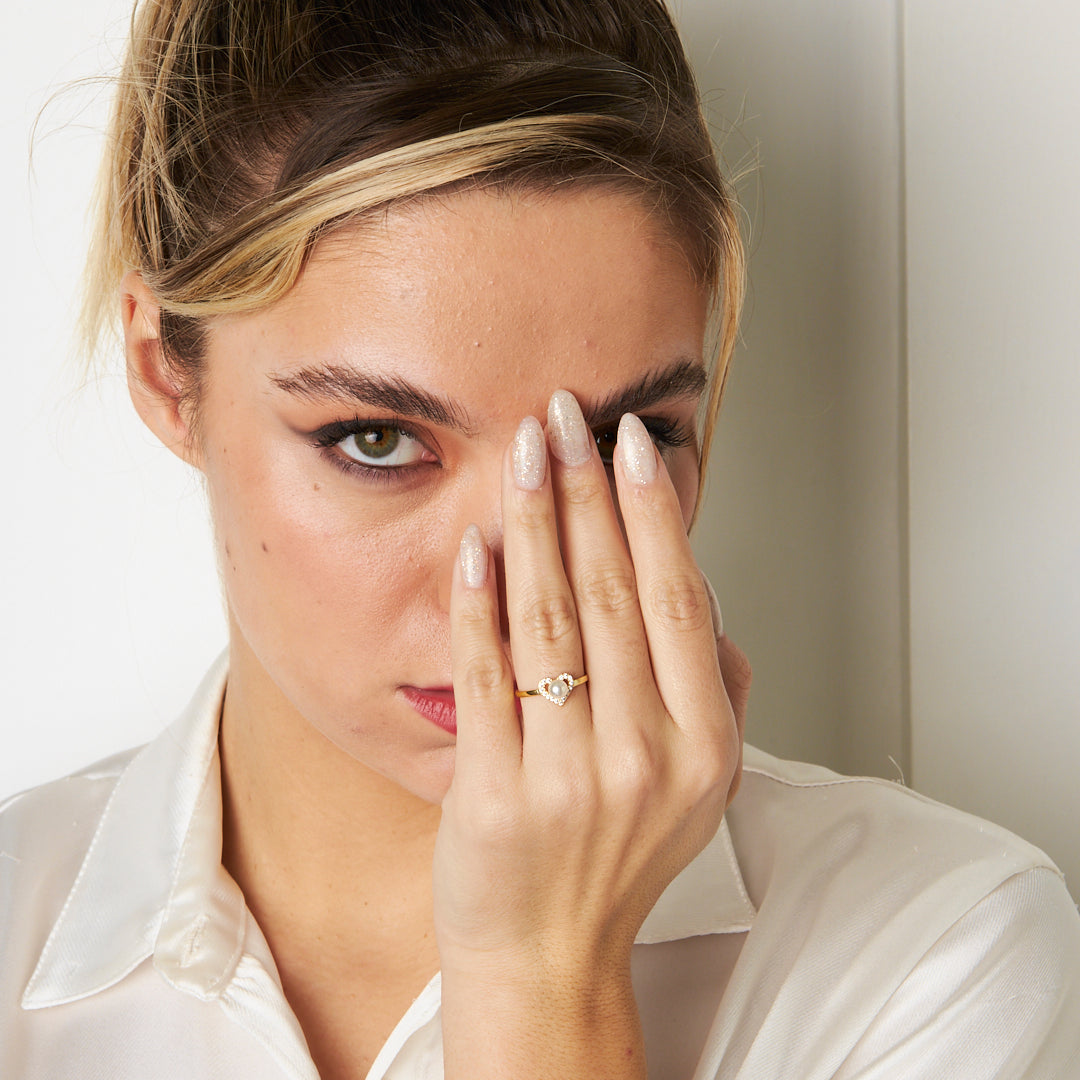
[617,412,657,484]
[459,524,487,589]
[512,416,547,490]
[547,389,592,467]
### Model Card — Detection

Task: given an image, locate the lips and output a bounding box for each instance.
[401,686,457,735]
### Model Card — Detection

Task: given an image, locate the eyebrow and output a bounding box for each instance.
[270,365,475,433]
[583,358,707,427]
[268,356,707,431]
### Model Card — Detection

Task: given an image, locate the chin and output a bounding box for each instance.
[328,706,460,807]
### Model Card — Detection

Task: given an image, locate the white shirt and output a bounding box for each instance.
[2,655,1079,1079]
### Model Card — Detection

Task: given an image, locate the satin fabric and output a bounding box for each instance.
[2,653,1079,1078]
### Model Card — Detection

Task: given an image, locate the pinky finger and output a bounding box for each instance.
[613,418,726,729]
[450,524,521,785]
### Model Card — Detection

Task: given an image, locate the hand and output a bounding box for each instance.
[435,390,746,1078]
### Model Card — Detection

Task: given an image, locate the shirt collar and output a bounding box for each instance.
[23,653,754,1010]
[636,814,756,943]
[22,653,245,1010]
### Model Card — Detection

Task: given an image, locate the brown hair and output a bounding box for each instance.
[83,0,743,506]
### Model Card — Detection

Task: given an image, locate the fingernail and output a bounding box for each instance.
[512,416,546,490]
[547,389,592,467]
[617,413,657,484]
[460,524,487,588]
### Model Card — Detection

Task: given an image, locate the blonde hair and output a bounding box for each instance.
[83,0,744,509]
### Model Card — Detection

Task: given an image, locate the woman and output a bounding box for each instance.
[2,2,1078,1078]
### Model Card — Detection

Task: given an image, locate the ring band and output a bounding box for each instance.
[515,672,588,707]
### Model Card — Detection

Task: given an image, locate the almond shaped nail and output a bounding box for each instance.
[512,415,547,490]
[547,389,592,467]
[460,524,487,589]
[617,412,657,484]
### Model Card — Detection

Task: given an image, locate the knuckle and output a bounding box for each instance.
[683,771,727,821]
[608,737,663,804]
[559,469,609,511]
[456,599,495,634]
[515,494,556,535]
[518,589,578,647]
[470,789,522,843]
[460,654,510,699]
[632,485,676,529]
[720,637,754,696]
[687,745,725,792]
[531,765,596,824]
[726,760,744,808]
[647,571,712,634]
[684,727,739,799]
[575,565,638,618]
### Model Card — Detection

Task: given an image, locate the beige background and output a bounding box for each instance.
[684,0,1080,893]
[3,1,1078,892]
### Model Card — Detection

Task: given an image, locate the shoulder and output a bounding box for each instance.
[715,745,1080,1076]
[730,742,1071,947]
[733,743,1063,894]
[0,746,139,860]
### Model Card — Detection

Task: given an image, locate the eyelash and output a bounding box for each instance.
[309,415,696,484]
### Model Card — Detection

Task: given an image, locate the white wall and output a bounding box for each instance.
[2,0,1077,893]
[1,1,227,795]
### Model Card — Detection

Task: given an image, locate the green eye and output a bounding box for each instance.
[337,425,426,468]
[355,426,400,459]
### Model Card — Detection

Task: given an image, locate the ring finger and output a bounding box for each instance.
[503,416,590,755]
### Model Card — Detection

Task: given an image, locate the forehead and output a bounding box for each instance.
[213,186,708,414]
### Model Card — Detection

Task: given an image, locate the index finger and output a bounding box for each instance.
[449,524,522,786]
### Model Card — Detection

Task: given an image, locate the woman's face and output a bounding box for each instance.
[194,186,709,803]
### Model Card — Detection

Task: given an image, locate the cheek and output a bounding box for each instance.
[202,432,441,670]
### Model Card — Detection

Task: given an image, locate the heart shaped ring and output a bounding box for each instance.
[515,672,588,707]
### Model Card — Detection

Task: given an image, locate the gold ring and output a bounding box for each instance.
[514,672,588,707]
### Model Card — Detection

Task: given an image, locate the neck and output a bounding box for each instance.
[218,632,442,971]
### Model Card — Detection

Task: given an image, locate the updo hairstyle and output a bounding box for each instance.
[82,0,744,502]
